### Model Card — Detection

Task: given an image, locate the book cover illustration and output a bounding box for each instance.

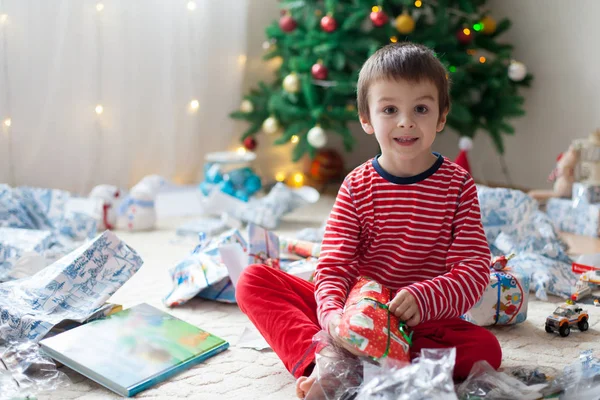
[40,303,228,394]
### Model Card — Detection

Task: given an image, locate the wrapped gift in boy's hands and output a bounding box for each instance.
[337,277,412,362]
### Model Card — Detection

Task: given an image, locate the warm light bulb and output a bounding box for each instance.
[415,0,422,7]
[390,36,398,43]
[95,105,103,115]
[371,6,380,12]
[0,14,8,23]
[291,135,299,144]
[3,118,11,127]
[187,1,197,11]
[293,173,304,186]
[238,54,247,66]
[96,3,104,11]
[275,172,286,182]
[236,147,246,155]
[190,99,200,110]
[463,28,471,36]
[479,56,486,63]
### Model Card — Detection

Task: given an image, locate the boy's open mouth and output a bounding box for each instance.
[393,137,419,145]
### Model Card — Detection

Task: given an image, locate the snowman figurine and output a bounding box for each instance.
[117,175,165,231]
[89,184,123,231]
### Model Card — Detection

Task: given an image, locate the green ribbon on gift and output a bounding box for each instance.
[375,301,413,360]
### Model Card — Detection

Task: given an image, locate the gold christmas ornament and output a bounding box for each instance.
[481,15,497,35]
[283,72,300,93]
[240,99,254,113]
[262,116,280,135]
[395,12,415,34]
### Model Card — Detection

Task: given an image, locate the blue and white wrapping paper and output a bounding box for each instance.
[546,198,600,237]
[0,228,53,280]
[163,229,248,306]
[0,230,143,342]
[572,182,600,205]
[0,185,99,281]
[477,186,577,300]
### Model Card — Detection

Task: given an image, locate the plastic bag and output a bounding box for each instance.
[304,331,364,400]
[0,340,70,400]
[501,365,558,386]
[542,349,600,399]
[304,332,458,400]
[357,348,457,400]
[456,360,547,399]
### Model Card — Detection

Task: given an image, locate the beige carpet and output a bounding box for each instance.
[40,195,600,400]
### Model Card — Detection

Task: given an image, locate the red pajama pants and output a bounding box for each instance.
[236,264,502,380]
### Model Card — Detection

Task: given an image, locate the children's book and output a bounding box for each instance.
[39,303,229,397]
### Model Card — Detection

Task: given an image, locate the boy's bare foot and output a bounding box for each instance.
[295,365,318,399]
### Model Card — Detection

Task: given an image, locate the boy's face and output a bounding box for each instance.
[360,78,447,173]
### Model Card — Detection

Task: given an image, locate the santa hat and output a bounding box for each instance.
[454,136,472,174]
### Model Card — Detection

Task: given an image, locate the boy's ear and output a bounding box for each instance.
[436,108,449,132]
[359,114,375,135]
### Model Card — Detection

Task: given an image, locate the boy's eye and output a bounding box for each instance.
[383,106,397,114]
[415,105,428,114]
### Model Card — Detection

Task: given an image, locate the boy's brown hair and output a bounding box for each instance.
[357,42,450,122]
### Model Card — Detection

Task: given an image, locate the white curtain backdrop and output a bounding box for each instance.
[0,0,249,194]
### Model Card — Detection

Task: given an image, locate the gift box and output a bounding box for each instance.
[573,182,600,205]
[463,266,530,326]
[0,230,143,342]
[546,198,600,237]
[337,277,411,362]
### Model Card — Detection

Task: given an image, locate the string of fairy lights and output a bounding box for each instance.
[0,1,266,189]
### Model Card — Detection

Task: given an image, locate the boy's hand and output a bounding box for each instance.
[328,315,366,357]
[388,290,421,327]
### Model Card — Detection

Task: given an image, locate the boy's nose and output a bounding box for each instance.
[397,119,415,129]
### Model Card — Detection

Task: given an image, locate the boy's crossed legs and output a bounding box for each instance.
[236,264,502,398]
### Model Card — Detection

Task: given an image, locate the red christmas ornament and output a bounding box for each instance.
[456,27,474,45]
[370,10,389,27]
[279,15,297,33]
[311,63,328,80]
[320,15,337,32]
[243,136,257,151]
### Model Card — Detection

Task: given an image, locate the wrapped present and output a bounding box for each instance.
[463,264,530,326]
[573,182,600,205]
[337,277,411,362]
[280,257,318,281]
[0,230,143,342]
[280,237,321,259]
[546,198,600,237]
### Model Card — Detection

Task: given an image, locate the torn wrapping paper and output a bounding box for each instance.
[163,230,247,306]
[0,228,52,281]
[0,185,99,282]
[463,265,530,326]
[236,326,271,351]
[202,182,319,230]
[572,182,600,205]
[546,197,600,237]
[477,185,576,299]
[0,230,143,342]
[247,223,280,268]
[338,277,411,362]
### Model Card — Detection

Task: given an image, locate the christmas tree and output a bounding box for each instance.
[230,0,532,162]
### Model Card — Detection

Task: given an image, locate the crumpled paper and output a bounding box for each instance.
[0,230,143,342]
[477,185,576,299]
[0,185,99,282]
